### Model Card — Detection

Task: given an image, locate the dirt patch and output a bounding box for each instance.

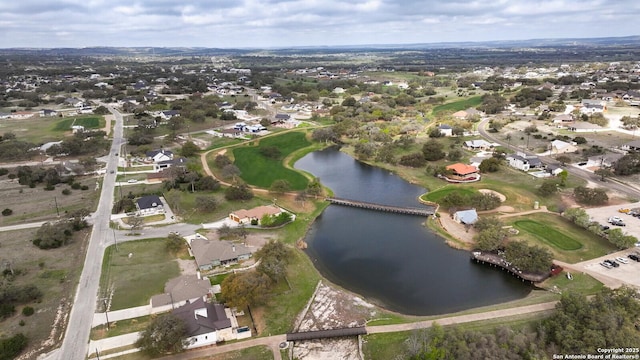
[478,188,506,202]
[292,281,377,360]
[176,258,197,275]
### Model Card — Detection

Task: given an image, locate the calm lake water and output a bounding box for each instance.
[295,147,531,316]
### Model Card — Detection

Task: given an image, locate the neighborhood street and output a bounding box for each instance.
[52,107,124,360]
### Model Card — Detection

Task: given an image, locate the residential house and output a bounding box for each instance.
[189,238,252,271]
[229,205,282,225]
[39,109,58,117]
[64,97,84,108]
[545,164,564,176]
[136,195,164,216]
[567,122,603,132]
[274,113,290,123]
[154,157,187,172]
[437,124,453,137]
[550,140,578,154]
[453,209,478,225]
[506,153,542,171]
[580,99,606,114]
[172,297,234,349]
[445,163,480,182]
[150,274,213,310]
[552,114,574,124]
[452,108,482,120]
[160,110,180,120]
[586,153,624,168]
[146,149,174,163]
[463,139,493,151]
[621,139,640,152]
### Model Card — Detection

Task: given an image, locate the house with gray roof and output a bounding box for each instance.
[150,274,213,310]
[189,239,252,271]
[136,195,164,216]
[172,297,234,349]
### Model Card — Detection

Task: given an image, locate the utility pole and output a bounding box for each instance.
[95,349,101,360]
[103,299,110,330]
[54,197,60,217]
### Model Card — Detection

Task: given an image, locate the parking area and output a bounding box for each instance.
[576,202,640,288]
[576,248,640,288]
[584,201,640,240]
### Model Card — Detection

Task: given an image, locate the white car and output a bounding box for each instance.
[615,257,629,264]
[127,179,137,183]
[608,216,623,223]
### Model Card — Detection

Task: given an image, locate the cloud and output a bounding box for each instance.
[0,0,639,47]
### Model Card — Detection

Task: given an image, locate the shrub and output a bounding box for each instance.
[0,168,8,176]
[22,306,34,316]
[61,188,71,195]
[1,208,12,216]
[44,184,55,191]
[71,182,81,189]
[0,333,28,360]
[80,185,89,190]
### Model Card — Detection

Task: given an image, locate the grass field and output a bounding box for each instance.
[432,95,482,115]
[100,238,180,310]
[232,131,312,190]
[514,219,583,250]
[104,345,274,360]
[506,213,616,263]
[53,116,103,131]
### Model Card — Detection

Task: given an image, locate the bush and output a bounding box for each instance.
[71,182,81,189]
[44,184,54,191]
[61,188,71,195]
[80,185,89,190]
[1,208,12,216]
[0,333,28,359]
[0,168,8,176]
[21,306,34,316]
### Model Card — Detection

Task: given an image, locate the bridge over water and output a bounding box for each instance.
[326,197,436,217]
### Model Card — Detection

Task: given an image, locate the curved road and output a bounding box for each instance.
[477,118,640,199]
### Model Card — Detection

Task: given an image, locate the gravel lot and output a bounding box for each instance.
[584,201,640,239]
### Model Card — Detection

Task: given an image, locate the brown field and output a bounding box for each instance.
[0,227,89,358]
[0,175,100,226]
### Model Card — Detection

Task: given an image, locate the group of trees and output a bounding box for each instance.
[32,209,90,249]
[472,216,552,273]
[562,207,637,249]
[220,241,292,309]
[573,185,608,205]
[0,132,37,162]
[403,287,640,359]
[440,192,502,211]
[45,130,110,157]
[0,284,43,320]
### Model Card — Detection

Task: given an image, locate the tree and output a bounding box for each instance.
[195,196,218,212]
[269,179,291,194]
[180,141,199,157]
[32,221,74,249]
[220,271,271,309]
[399,152,426,168]
[474,227,506,251]
[573,186,608,205]
[255,240,291,281]
[594,167,613,182]
[195,176,220,191]
[422,140,445,161]
[607,228,637,249]
[127,215,144,233]
[135,313,187,356]
[478,158,501,172]
[538,180,559,196]
[165,234,184,253]
[562,207,591,229]
[556,155,571,166]
[0,333,28,360]
[214,154,232,169]
[221,164,241,183]
[224,184,253,201]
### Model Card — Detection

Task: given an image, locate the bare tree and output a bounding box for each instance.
[127,215,144,234]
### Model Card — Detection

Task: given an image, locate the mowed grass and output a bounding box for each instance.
[100,238,180,310]
[52,116,103,131]
[432,95,482,115]
[506,213,616,263]
[514,220,583,250]
[233,131,311,190]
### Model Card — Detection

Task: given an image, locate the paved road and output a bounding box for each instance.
[477,118,640,199]
[0,221,46,232]
[55,107,125,360]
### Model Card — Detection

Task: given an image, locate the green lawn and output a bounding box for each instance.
[53,116,103,131]
[506,213,617,263]
[432,95,482,115]
[100,238,180,310]
[514,219,583,250]
[232,131,311,190]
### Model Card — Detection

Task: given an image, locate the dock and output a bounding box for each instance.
[326,197,436,217]
[470,251,550,283]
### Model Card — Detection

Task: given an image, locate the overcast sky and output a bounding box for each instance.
[1,0,638,48]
